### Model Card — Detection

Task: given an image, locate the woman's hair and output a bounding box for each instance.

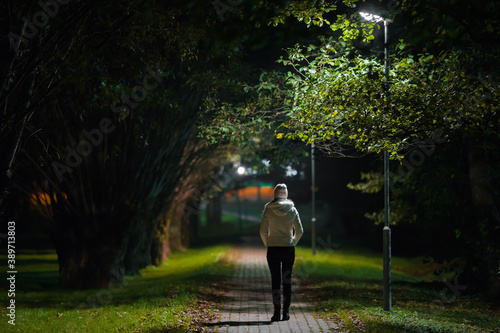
[274,183,288,199]
[270,183,293,204]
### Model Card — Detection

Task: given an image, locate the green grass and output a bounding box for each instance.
[295,247,499,333]
[6,220,498,333]
[0,245,232,333]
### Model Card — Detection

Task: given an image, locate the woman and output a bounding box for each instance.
[259,183,304,322]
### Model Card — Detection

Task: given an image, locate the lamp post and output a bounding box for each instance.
[311,141,316,255]
[360,11,392,312]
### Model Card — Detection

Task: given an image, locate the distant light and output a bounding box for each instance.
[360,11,384,22]
[237,166,245,175]
[285,165,298,177]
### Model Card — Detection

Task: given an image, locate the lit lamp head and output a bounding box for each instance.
[360,11,385,22]
[237,166,245,175]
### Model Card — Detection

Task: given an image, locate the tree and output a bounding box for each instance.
[150,138,229,265]
[264,0,500,295]
[3,0,251,288]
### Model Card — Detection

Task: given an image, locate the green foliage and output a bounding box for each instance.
[230,0,499,161]
[268,0,340,28]
[268,0,376,44]
[196,63,312,165]
[198,67,289,143]
[347,172,382,195]
[276,38,500,157]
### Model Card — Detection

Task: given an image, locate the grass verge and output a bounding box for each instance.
[0,245,233,332]
[294,246,499,333]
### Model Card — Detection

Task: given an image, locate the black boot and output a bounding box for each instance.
[271,306,281,322]
[283,296,291,321]
[282,307,290,321]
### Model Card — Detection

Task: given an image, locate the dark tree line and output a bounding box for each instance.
[1,0,252,288]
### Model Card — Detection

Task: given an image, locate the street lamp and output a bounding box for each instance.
[235,165,245,229]
[360,10,392,312]
[359,12,384,23]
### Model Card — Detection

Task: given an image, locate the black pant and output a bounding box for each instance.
[266,246,295,309]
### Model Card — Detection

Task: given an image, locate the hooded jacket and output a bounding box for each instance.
[260,199,304,247]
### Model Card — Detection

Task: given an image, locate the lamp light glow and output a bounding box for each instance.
[237,166,245,175]
[360,11,384,22]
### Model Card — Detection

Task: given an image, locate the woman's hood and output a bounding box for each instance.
[265,200,295,216]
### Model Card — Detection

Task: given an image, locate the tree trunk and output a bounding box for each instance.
[206,193,221,228]
[184,195,200,247]
[53,214,124,289]
[151,209,173,266]
[169,203,185,251]
[119,217,157,276]
[467,142,500,297]
[151,202,185,265]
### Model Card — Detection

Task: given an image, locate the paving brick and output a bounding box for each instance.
[209,247,340,333]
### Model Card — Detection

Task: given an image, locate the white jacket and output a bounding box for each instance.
[260,199,304,247]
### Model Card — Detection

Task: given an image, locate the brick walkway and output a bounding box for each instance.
[209,246,339,332]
